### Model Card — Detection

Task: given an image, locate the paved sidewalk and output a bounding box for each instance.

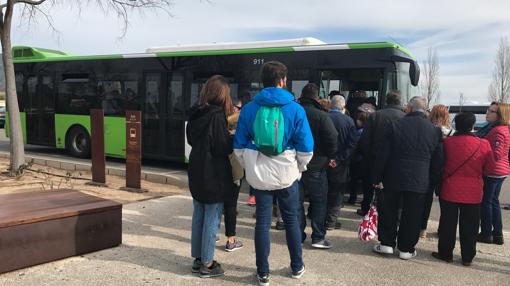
[1,193,509,286]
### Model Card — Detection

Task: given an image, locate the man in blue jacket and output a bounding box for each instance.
[326,95,358,230]
[234,61,313,286]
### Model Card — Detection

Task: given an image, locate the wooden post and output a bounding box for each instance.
[125,111,142,190]
[90,109,106,185]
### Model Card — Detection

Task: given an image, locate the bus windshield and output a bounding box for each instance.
[319,69,383,106]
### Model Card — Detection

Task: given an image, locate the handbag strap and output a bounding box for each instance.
[444,138,482,179]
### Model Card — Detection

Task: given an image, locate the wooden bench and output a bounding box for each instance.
[0,190,122,274]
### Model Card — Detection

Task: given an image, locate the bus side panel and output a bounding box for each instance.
[104,116,126,158]
[5,111,27,144]
[54,114,90,149]
[54,114,126,158]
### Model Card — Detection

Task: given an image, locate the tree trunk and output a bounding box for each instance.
[1,3,26,176]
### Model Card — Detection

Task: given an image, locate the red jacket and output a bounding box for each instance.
[484,125,510,176]
[441,135,492,204]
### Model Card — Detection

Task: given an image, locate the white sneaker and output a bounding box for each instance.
[399,250,417,260]
[373,244,394,255]
[311,239,332,249]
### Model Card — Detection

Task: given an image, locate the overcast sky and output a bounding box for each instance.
[9,0,510,104]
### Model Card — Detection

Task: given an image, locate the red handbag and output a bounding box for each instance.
[358,203,378,241]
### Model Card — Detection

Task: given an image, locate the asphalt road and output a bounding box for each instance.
[0,128,509,232]
[0,194,508,286]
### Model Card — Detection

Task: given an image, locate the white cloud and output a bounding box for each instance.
[6,0,510,103]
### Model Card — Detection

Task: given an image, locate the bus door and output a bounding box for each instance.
[142,73,164,157]
[26,74,55,146]
[319,69,384,106]
[165,73,185,160]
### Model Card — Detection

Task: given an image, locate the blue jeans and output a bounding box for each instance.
[191,200,223,264]
[253,181,303,276]
[481,176,505,237]
[300,169,328,242]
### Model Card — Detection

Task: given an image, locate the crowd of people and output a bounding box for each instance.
[185,61,509,285]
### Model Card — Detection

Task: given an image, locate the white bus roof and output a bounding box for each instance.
[146,37,327,53]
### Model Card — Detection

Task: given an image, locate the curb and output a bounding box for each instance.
[0,151,188,189]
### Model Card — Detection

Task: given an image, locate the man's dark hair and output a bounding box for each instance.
[300,83,319,99]
[454,112,476,133]
[261,61,288,87]
[386,90,402,106]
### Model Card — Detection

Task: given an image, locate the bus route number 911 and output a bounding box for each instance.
[253,58,265,65]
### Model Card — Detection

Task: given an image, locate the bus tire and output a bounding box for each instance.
[66,126,91,158]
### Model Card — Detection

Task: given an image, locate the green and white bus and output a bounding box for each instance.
[10,37,419,162]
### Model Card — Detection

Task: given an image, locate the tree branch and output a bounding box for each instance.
[13,0,45,5]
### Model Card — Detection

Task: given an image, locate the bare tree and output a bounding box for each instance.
[0,0,172,176]
[458,92,465,112]
[488,37,510,103]
[420,47,440,108]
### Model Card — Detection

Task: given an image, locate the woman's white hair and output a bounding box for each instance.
[330,95,345,110]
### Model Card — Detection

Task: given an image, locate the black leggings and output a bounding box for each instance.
[224,183,241,237]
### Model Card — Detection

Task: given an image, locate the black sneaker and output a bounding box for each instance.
[257,273,270,286]
[191,258,202,273]
[292,264,306,279]
[431,252,452,263]
[199,261,225,278]
[493,235,504,245]
[477,233,492,244]
[275,221,285,230]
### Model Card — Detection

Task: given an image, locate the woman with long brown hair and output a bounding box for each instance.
[476,102,510,245]
[187,75,233,278]
[421,104,453,238]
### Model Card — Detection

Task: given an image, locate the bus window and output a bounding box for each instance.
[145,74,160,120]
[320,69,381,106]
[168,74,184,116]
[124,81,139,111]
[58,73,97,115]
[98,81,122,115]
[26,76,38,124]
[190,74,238,107]
[15,73,23,93]
[41,76,55,113]
[396,62,419,103]
[291,80,309,99]
[15,73,24,111]
[230,82,239,100]
[190,81,202,108]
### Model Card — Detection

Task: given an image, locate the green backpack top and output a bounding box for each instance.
[253,106,285,156]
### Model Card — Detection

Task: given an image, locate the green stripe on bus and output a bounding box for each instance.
[13,54,123,63]
[4,111,27,144]
[348,42,415,59]
[156,47,295,57]
[55,114,126,158]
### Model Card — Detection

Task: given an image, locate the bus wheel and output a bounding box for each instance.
[66,126,91,158]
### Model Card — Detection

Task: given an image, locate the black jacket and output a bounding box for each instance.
[359,104,405,159]
[186,104,233,204]
[371,111,444,194]
[300,97,338,171]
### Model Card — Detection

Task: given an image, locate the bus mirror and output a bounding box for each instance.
[409,61,420,86]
